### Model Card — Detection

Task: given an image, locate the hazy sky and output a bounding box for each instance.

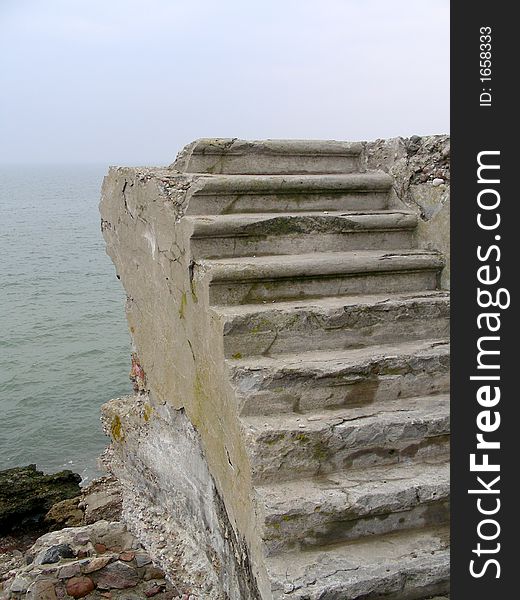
[0,0,449,165]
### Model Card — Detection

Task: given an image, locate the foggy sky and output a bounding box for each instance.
[0,0,449,165]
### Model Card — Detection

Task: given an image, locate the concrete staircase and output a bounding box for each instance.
[101,139,450,599]
[181,140,450,598]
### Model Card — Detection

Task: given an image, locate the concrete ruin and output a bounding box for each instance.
[99,136,450,599]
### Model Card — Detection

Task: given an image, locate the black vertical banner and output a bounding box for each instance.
[451,2,516,598]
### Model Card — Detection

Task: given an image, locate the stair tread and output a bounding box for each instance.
[187,210,417,237]
[214,289,449,316]
[230,337,449,371]
[258,459,449,517]
[243,393,450,434]
[266,525,450,599]
[205,249,444,282]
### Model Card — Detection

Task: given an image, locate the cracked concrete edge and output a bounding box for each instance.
[361,135,450,289]
[99,171,270,597]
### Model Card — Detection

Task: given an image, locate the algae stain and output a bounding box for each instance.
[111,415,125,443]
[143,403,153,422]
[231,352,242,360]
[178,291,187,319]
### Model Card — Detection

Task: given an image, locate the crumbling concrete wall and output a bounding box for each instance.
[99,169,265,598]
[363,135,450,288]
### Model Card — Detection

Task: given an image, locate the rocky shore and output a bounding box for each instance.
[0,468,188,599]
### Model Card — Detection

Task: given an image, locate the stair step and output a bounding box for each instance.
[216,290,449,357]
[188,210,417,258]
[242,394,449,483]
[185,173,392,215]
[266,525,450,600]
[172,138,364,175]
[204,249,444,305]
[259,460,449,555]
[229,339,450,415]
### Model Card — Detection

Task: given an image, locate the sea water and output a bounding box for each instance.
[0,164,131,482]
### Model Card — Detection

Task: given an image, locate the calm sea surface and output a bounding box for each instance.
[0,165,132,482]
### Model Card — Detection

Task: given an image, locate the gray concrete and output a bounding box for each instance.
[100,137,450,599]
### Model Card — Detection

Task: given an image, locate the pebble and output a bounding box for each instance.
[432,178,444,186]
[65,575,95,598]
[95,543,107,553]
[119,550,135,561]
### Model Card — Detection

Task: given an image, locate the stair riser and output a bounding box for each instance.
[210,270,440,305]
[223,304,449,358]
[290,567,450,600]
[187,191,388,215]
[231,347,450,416]
[248,422,450,483]
[237,369,449,416]
[191,229,415,259]
[265,499,450,555]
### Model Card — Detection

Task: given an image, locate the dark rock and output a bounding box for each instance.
[0,465,81,533]
[65,575,95,598]
[41,543,75,564]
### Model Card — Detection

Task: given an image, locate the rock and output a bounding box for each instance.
[40,544,75,564]
[73,532,91,546]
[432,177,444,186]
[58,561,82,579]
[81,555,113,574]
[145,584,165,597]
[9,573,32,593]
[80,477,122,525]
[65,575,95,598]
[119,551,135,561]
[134,552,152,567]
[26,579,58,600]
[94,561,139,589]
[0,465,81,533]
[94,543,107,554]
[45,497,83,530]
[143,565,165,581]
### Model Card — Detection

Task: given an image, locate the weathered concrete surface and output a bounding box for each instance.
[100,395,260,599]
[363,135,450,288]
[99,137,450,599]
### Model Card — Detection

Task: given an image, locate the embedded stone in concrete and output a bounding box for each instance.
[99,137,450,599]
